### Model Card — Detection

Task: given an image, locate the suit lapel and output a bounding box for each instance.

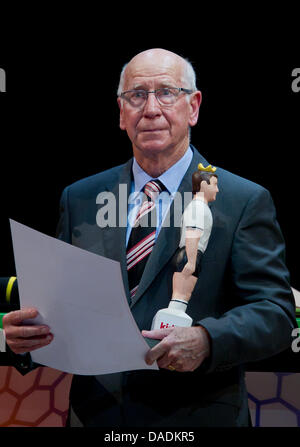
[130,147,210,308]
[101,159,133,302]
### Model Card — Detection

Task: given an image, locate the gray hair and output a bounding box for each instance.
[182,58,198,91]
[117,57,198,96]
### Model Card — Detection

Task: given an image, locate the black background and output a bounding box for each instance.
[0,11,299,292]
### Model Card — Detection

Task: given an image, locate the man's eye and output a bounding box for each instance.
[132,91,145,98]
[160,88,171,96]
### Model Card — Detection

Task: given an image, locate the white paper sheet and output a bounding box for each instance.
[10,219,158,375]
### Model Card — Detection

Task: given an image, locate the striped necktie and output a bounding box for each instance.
[126,180,164,300]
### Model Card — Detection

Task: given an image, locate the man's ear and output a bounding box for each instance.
[189,91,202,128]
[200,179,208,192]
[117,97,126,130]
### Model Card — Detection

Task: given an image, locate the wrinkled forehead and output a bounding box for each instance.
[124,51,186,89]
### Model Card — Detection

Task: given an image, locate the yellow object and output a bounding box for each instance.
[198,163,217,173]
[6,276,17,303]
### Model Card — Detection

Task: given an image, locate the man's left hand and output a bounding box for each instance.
[142,326,210,372]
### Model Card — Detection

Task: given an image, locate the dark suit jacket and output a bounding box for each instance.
[54,146,296,427]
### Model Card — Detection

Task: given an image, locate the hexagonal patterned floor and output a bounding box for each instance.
[246,372,300,426]
[0,366,72,427]
[0,367,299,426]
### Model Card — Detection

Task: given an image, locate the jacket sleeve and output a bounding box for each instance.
[198,187,297,372]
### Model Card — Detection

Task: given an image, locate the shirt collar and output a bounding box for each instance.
[132,146,193,195]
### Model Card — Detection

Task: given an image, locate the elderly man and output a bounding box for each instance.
[3,49,296,427]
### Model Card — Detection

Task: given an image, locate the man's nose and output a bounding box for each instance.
[142,92,162,117]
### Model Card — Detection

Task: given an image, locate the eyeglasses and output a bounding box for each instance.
[120,87,193,108]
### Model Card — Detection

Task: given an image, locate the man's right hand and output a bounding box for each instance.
[2,308,53,354]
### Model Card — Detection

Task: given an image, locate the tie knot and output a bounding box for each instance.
[143,180,164,201]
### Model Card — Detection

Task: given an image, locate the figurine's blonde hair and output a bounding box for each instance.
[198,163,217,173]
